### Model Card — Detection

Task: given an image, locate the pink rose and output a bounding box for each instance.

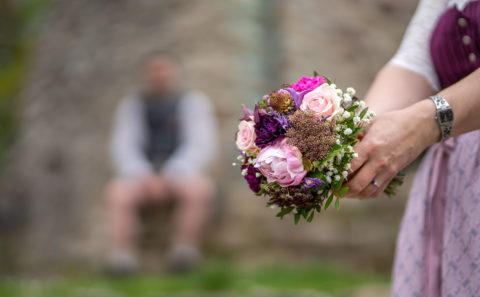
[290,76,327,92]
[300,84,341,120]
[255,138,306,187]
[236,120,257,154]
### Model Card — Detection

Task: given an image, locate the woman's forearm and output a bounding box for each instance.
[384,67,480,146]
[437,68,480,137]
[364,64,435,115]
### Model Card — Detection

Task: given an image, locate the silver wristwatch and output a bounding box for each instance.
[429,95,454,141]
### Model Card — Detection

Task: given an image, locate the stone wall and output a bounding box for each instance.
[0,0,419,273]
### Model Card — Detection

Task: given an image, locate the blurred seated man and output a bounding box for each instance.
[105,51,217,275]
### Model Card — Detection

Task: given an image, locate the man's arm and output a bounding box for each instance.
[162,91,218,177]
[110,97,153,178]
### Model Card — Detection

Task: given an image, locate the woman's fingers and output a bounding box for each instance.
[356,168,396,198]
[350,141,368,172]
[344,160,377,198]
[371,175,396,198]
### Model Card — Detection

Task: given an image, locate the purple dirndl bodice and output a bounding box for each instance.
[431,1,480,88]
[392,2,480,297]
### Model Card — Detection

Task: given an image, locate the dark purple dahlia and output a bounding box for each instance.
[254,109,289,148]
[242,164,262,193]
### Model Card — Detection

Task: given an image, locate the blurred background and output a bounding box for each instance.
[0,0,421,296]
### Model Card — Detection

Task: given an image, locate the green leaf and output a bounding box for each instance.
[359,107,369,119]
[309,171,325,180]
[338,187,349,197]
[333,177,344,191]
[335,197,341,210]
[276,206,294,218]
[299,209,306,219]
[294,212,301,225]
[324,76,332,85]
[313,70,320,77]
[324,193,334,210]
[347,104,358,113]
[320,148,342,166]
[302,157,313,171]
[307,211,315,222]
[351,126,367,137]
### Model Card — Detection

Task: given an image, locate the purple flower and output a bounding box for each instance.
[285,88,310,110]
[242,164,261,193]
[239,104,254,121]
[254,107,290,148]
[304,177,325,192]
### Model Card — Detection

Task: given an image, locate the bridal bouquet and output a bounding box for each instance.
[234,73,402,224]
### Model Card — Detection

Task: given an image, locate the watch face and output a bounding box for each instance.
[440,109,454,123]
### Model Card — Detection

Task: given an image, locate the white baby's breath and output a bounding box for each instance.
[326,176,332,184]
[342,171,348,178]
[232,162,237,166]
[335,139,341,145]
[353,153,359,158]
[343,94,352,103]
[330,83,336,89]
[344,128,353,135]
[342,111,351,119]
[347,87,356,96]
[241,169,248,176]
[353,116,360,123]
[334,175,341,182]
[255,172,261,177]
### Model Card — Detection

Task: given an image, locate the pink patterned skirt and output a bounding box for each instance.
[392,131,480,297]
[392,2,480,297]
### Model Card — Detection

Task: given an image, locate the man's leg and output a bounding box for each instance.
[105,179,145,251]
[105,175,172,274]
[165,174,215,272]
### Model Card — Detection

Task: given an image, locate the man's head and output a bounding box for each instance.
[141,50,182,95]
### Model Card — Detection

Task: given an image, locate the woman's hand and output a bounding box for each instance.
[344,99,440,199]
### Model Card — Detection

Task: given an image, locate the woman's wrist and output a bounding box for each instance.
[405,99,442,147]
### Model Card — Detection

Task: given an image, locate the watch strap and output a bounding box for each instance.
[429,95,454,141]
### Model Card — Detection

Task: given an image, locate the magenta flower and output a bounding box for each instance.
[290,76,327,92]
[255,138,307,187]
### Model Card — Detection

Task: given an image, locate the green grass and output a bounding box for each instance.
[0,261,390,297]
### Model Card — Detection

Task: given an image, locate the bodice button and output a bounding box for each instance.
[458,17,468,27]
[462,35,472,45]
[469,53,477,63]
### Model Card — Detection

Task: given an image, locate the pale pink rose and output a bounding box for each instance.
[255,138,306,187]
[300,84,341,120]
[236,120,257,154]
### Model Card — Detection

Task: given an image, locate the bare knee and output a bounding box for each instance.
[177,176,215,205]
[105,178,145,209]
